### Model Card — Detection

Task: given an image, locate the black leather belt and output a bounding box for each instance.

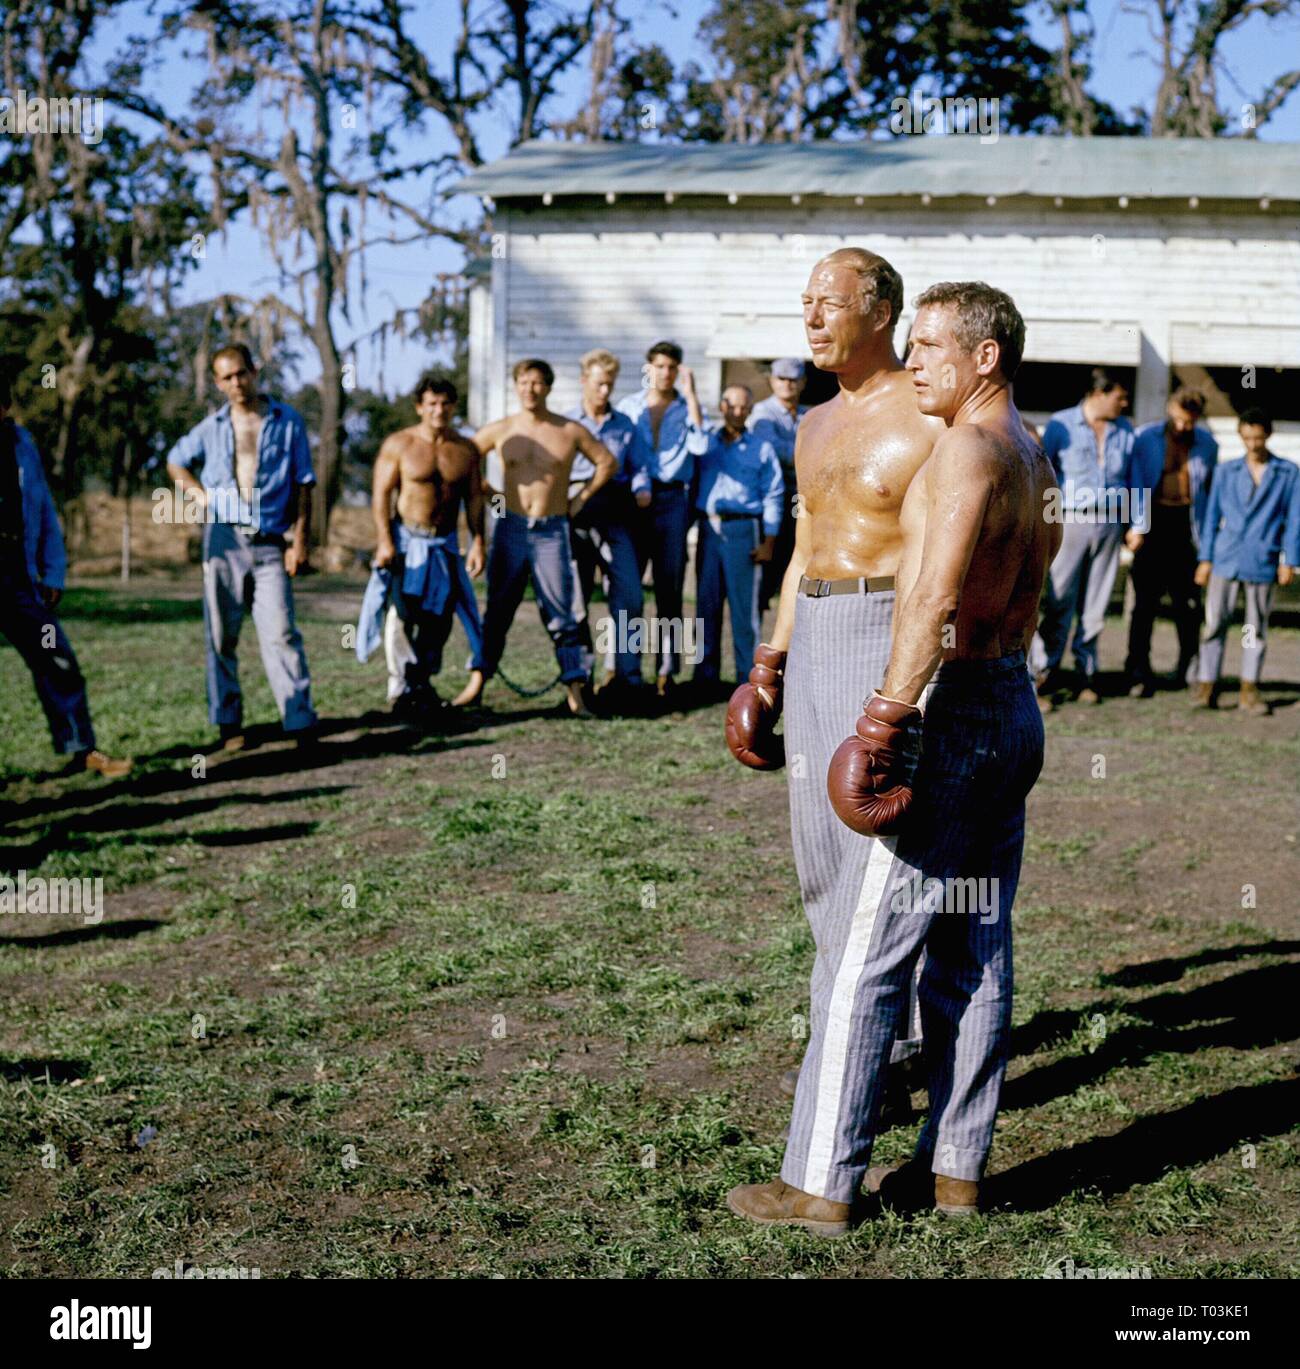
[714,510,759,522]
[799,574,895,596]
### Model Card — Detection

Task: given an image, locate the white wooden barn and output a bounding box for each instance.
[456,137,1300,459]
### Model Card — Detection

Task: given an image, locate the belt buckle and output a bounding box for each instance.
[805,576,829,597]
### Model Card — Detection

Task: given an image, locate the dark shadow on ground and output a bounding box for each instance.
[0,919,168,950]
[0,1057,91,1084]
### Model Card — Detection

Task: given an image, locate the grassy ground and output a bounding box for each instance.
[1,571,1297,1278]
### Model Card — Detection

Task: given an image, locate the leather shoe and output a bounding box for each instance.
[726,1178,852,1237]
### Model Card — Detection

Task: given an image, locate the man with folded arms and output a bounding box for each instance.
[692,384,784,699]
[1191,407,1300,715]
[723,248,945,1172]
[728,281,1056,1235]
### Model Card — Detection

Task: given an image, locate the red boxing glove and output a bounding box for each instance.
[827,692,923,836]
[725,643,786,770]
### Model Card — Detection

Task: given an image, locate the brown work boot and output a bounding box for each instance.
[866,1161,981,1217]
[75,749,133,779]
[1239,682,1270,717]
[934,1174,980,1217]
[725,1178,852,1237]
[1189,681,1215,710]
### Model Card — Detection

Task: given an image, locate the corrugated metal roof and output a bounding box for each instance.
[453,137,1300,202]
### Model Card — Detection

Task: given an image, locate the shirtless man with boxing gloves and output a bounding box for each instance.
[728,281,1057,1235]
[724,247,946,1145]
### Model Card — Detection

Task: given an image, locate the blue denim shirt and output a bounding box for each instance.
[1199,456,1300,583]
[616,390,708,485]
[565,406,653,496]
[1131,422,1218,544]
[695,428,785,536]
[8,424,67,590]
[165,398,315,536]
[1041,405,1135,522]
[748,395,807,472]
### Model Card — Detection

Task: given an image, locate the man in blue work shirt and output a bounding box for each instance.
[166,344,318,751]
[1192,407,1300,716]
[693,384,784,699]
[566,348,653,713]
[0,375,132,778]
[617,340,708,705]
[1126,387,1218,696]
[749,357,808,611]
[1028,369,1138,710]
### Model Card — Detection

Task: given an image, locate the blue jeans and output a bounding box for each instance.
[570,485,645,684]
[0,562,96,754]
[637,482,691,678]
[694,515,761,682]
[201,522,317,732]
[481,512,586,683]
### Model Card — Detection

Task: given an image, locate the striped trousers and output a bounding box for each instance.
[782,598,1043,1200]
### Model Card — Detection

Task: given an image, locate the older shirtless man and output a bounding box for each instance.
[357,374,486,716]
[726,248,945,1117]
[729,281,1057,1235]
[468,358,617,716]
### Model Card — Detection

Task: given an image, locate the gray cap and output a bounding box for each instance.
[770,357,805,380]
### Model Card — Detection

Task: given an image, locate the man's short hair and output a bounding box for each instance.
[212,343,256,373]
[1087,367,1126,396]
[819,248,905,332]
[912,281,1026,382]
[1238,406,1273,434]
[414,372,457,405]
[723,383,753,401]
[1171,386,1206,417]
[646,341,683,365]
[512,357,555,387]
[580,348,621,377]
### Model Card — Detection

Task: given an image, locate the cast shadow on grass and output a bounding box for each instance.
[53,593,204,625]
[0,1057,92,1084]
[987,1075,1299,1213]
[1003,957,1299,1116]
[0,787,348,873]
[0,919,168,950]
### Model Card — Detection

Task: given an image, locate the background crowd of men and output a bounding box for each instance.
[2,336,1298,771]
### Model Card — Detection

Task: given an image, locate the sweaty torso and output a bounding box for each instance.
[231,406,264,494]
[898,415,1056,660]
[391,426,477,535]
[797,371,945,580]
[498,414,582,517]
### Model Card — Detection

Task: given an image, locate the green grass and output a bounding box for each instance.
[0,576,1297,1278]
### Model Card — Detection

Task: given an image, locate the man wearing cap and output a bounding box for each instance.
[617,341,708,705]
[749,358,809,609]
[693,385,784,698]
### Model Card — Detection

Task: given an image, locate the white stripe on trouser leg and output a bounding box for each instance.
[803,834,898,1196]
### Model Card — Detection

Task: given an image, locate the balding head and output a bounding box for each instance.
[816,248,905,332]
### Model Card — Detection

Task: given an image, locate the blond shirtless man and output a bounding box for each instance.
[467,358,617,716]
[729,281,1058,1235]
[166,343,317,750]
[364,374,486,715]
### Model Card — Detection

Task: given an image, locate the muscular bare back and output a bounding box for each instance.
[797,370,946,580]
[897,414,1058,661]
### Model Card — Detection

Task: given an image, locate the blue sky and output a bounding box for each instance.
[91,0,1300,397]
